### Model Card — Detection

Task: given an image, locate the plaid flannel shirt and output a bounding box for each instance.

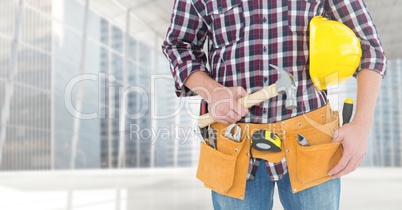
[162,0,386,181]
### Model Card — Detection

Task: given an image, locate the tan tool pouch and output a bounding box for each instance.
[283,111,343,193]
[196,129,251,200]
[196,104,342,199]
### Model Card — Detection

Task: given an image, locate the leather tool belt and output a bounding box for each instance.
[196,104,343,200]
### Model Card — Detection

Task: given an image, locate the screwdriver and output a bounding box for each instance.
[342,98,354,125]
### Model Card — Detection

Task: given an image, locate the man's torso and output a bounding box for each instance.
[191,0,328,123]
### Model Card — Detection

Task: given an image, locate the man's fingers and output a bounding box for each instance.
[226,109,242,123]
[214,119,230,125]
[233,101,248,117]
[235,87,249,117]
[211,110,231,124]
[208,86,250,124]
[331,157,359,178]
[237,86,249,98]
[210,104,244,123]
[331,130,342,143]
[328,155,351,176]
[351,154,365,173]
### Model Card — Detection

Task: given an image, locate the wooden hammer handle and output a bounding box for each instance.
[198,84,278,128]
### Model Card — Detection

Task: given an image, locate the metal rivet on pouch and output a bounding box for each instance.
[247,136,250,139]
[321,114,325,118]
[298,122,301,126]
[240,195,244,199]
[247,153,250,157]
[246,124,249,128]
[282,122,285,125]
[293,189,297,193]
[286,149,289,153]
[234,148,239,152]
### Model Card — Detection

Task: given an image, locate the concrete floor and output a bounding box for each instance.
[0,167,401,210]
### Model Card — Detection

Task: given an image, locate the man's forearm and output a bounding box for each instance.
[184,71,223,102]
[353,69,383,127]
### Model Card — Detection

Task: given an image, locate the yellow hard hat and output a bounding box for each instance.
[309,16,362,90]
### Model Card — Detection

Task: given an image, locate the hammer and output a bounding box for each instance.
[198,64,297,128]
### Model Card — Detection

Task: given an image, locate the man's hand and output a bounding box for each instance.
[327,69,382,178]
[328,121,370,178]
[207,86,249,124]
[184,71,249,124]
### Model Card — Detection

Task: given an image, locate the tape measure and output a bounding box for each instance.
[251,130,282,152]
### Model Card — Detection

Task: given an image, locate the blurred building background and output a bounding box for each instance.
[0,0,197,171]
[0,0,401,172]
[371,59,402,166]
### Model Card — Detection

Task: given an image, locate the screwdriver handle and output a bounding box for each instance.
[342,98,354,125]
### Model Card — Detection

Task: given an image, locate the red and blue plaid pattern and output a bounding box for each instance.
[162,0,386,181]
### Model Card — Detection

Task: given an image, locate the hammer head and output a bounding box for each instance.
[269,64,297,110]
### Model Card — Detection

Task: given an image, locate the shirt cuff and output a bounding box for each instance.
[354,41,387,78]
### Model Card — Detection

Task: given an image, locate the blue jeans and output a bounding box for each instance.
[212,161,340,210]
